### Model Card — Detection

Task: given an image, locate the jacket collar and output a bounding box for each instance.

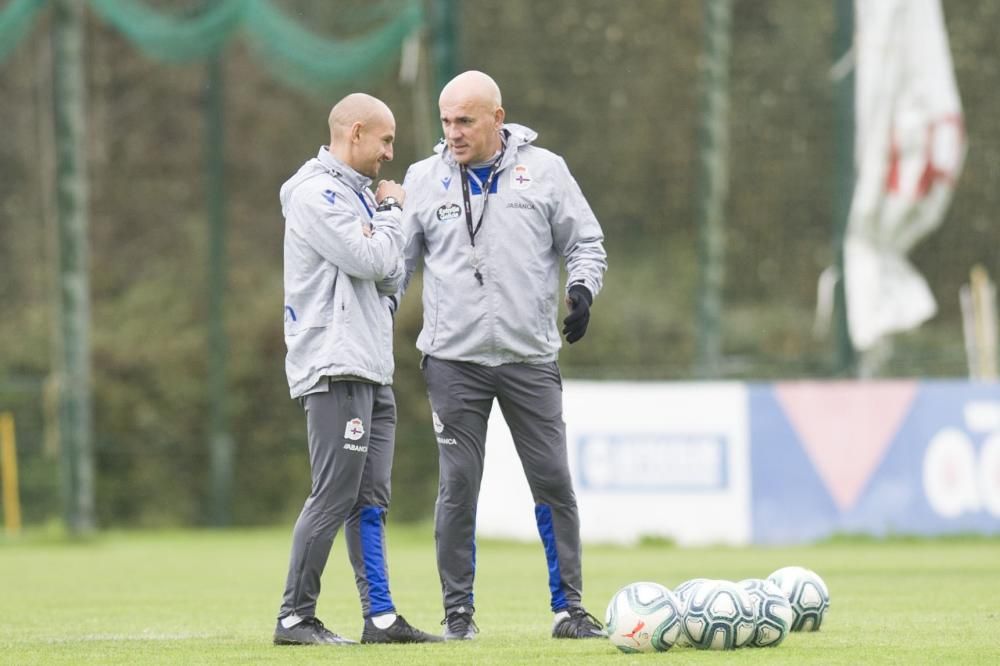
[317,147,372,191]
[436,123,538,170]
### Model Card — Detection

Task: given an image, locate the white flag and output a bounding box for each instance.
[845,0,966,350]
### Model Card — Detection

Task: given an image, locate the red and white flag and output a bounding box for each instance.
[845,0,966,350]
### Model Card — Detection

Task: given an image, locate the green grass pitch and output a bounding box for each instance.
[2,525,999,664]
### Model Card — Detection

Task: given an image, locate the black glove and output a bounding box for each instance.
[562,284,592,344]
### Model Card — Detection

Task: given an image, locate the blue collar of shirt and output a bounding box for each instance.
[467,165,499,195]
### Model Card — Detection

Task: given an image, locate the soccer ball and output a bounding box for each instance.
[738,578,794,647]
[604,582,683,653]
[681,579,756,650]
[673,577,712,607]
[767,566,830,631]
[671,578,712,647]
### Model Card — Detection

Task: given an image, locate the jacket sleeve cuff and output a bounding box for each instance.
[373,206,403,224]
[568,283,593,306]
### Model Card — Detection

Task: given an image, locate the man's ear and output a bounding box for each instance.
[351,121,364,143]
[494,106,505,130]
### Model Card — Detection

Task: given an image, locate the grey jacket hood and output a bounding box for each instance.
[433,123,539,167]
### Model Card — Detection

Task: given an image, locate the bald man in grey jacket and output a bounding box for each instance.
[274,93,440,647]
[400,71,608,641]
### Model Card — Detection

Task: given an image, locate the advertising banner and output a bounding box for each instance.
[476,379,1000,545]
[750,380,1000,543]
[477,381,751,546]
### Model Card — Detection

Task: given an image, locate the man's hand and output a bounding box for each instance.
[375,180,405,206]
[562,284,593,344]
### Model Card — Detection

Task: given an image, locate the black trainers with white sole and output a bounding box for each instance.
[273,616,357,646]
[361,614,443,644]
[552,607,605,639]
[441,609,479,640]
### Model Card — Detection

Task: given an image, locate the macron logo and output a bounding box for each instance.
[343,442,368,453]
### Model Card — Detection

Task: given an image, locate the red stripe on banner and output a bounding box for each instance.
[774,381,918,512]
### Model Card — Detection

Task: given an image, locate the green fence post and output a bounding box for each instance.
[695,0,733,379]
[832,0,856,375]
[430,0,459,99]
[52,0,95,534]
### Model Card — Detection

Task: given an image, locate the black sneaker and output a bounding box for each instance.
[273,616,357,645]
[441,609,478,641]
[552,607,605,639]
[361,614,444,644]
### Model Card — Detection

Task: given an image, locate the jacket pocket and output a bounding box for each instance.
[331,269,350,326]
[284,266,340,335]
[428,275,441,346]
[284,324,330,387]
[537,283,554,343]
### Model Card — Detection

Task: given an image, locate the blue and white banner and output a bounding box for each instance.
[750,380,1000,543]
[475,379,1000,546]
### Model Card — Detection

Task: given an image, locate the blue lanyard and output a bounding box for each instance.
[355,191,374,219]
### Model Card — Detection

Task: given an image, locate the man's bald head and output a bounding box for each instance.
[438,71,505,165]
[327,93,396,179]
[328,93,393,144]
[439,70,502,111]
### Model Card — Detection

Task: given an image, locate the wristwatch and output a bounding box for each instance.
[376,196,402,212]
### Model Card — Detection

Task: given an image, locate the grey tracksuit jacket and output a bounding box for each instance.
[280,148,404,398]
[400,123,607,365]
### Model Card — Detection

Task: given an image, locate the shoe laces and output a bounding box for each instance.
[563,607,604,634]
[301,617,336,636]
[390,615,420,638]
[566,607,604,631]
[442,611,478,635]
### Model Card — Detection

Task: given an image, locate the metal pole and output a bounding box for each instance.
[206,53,232,526]
[832,0,856,375]
[1,413,23,535]
[430,0,459,99]
[51,0,95,534]
[694,0,733,379]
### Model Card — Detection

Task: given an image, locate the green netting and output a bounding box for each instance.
[1,0,423,92]
[271,0,408,32]
[0,0,47,62]
[244,0,423,91]
[88,0,247,62]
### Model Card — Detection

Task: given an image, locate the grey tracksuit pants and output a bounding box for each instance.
[279,381,397,621]
[422,357,584,616]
